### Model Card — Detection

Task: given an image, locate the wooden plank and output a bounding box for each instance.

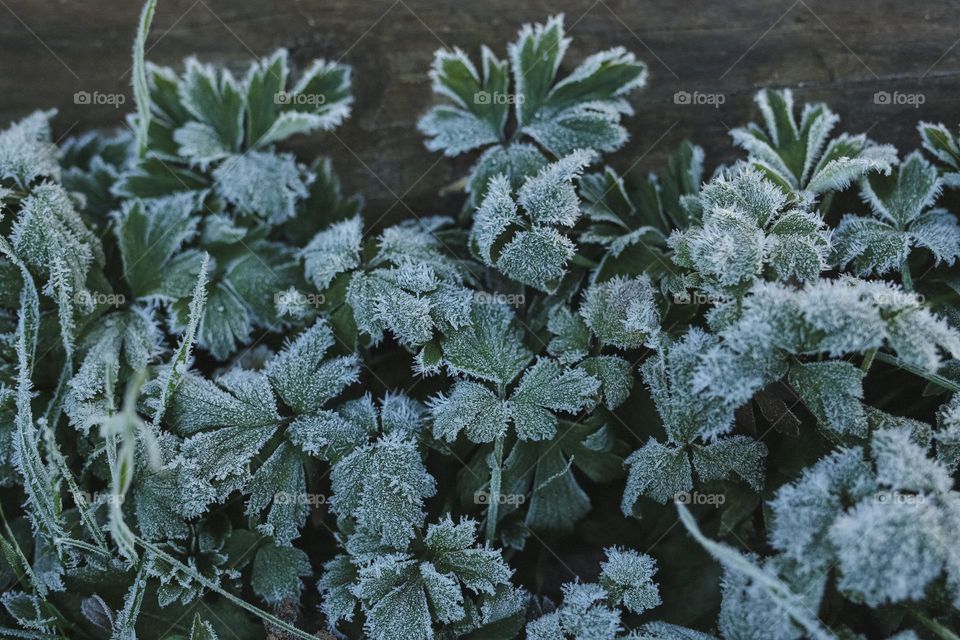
[1,0,958,221]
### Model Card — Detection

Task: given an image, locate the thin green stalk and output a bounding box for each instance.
[874,351,960,393]
[486,434,505,544]
[900,257,914,291]
[860,348,877,372]
[135,538,317,640]
[0,501,41,594]
[133,0,157,158]
[909,609,960,640]
[818,192,834,217]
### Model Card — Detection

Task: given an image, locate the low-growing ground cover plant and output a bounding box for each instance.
[1,2,960,639]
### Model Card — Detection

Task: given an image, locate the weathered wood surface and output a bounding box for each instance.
[1,0,959,221]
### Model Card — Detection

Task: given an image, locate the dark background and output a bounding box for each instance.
[2,0,959,220]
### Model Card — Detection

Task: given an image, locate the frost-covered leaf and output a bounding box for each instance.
[835,151,960,275]
[251,542,311,605]
[327,517,512,640]
[507,358,599,441]
[430,380,508,443]
[768,447,876,575]
[246,51,352,146]
[919,120,960,186]
[579,355,633,410]
[12,181,99,349]
[691,436,767,491]
[581,274,659,349]
[670,167,828,296]
[471,152,592,291]
[331,431,436,547]
[829,497,946,607]
[246,442,308,545]
[0,110,60,186]
[527,581,624,640]
[622,439,692,509]
[115,193,203,300]
[546,305,591,363]
[212,151,308,224]
[517,149,594,226]
[302,215,362,290]
[732,89,894,198]
[599,547,661,614]
[265,318,360,414]
[441,303,531,385]
[421,14,644,205]
[788,360,867,437]
[641,329,737,443]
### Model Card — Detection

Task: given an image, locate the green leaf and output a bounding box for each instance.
[212,151,308,223]
[0,110,60,187]
[430,380,508,443]
[115,194,203,299]
[507,358,599,441]
[265,318,360,414]
[441,303,531,385]
[252,542,311,605]
[622,439,692,508]
[691,436,767,491]
[788,360,867,437]
[331,432,436,548]
[509,15,569,127]
[246,442,309,545]
[599,547,661,614]
[581,274,660,349]
[177,57,245,153]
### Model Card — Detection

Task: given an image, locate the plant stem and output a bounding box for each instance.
[486,434,505,544]
[0,501,40,593]
[900,257,914,291]
[135,538,317,640]
[874,351,960,393]
[909,608,960,640]
[860,348,877,372]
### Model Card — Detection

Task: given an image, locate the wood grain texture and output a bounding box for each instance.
[1,0,959,222]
